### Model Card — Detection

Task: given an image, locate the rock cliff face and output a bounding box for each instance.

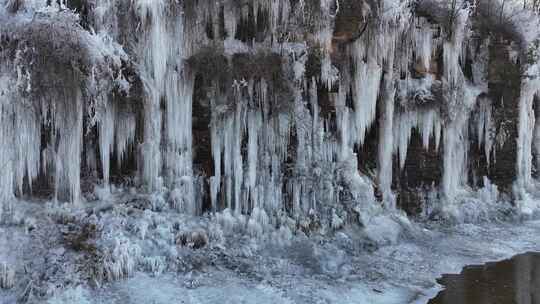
[2,0,540,227]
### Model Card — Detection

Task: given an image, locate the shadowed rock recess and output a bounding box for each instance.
[3,0,540,302]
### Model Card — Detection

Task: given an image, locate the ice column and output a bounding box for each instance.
[53,89,84,203]
[98,101,115,186]
[378,47,397,208]
[516,80,538,192]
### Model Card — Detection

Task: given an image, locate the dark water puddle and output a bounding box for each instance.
[429,252,540,304]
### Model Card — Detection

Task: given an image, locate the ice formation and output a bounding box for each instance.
[3,0,540,301]
[0,0,539,226]
[102,237,141,281]
[1,0,539,224]
[0,262,14,290]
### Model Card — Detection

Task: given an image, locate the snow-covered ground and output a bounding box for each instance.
[2,192,540,304]
[88,219,540,304]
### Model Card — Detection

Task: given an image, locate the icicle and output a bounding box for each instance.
[414,18,433,73]
[98,101,115,186]
[115,111,136,170]
[1,63,42,200]
[393,108,442,170]
[394,110,414,170]
[378,79,396,208]
[442,7,470,89]
[223,112,233,211]
[134,0,194,195]
[310,78,321,160]
[377,23,398,208]
[224,2,238,41]
[514,65,540,213]
[292,83,313,215]
[352,43,382,145]
[440,5,476,202]
[210,110,223,212]
[316,0,337,88]
[442,84,481,202]
[442,117,468,201]
[335,81,351,162]
[270,0,280,38]
[139,91,163,192]
[0,99,15,203]
[135,0,168,191]
[0,262,14,289]
[13,102,41,196]
[51,88,84,203]
[534,105,540,176]
[320,53,339,89]
[247,110,261,208]
[212,86,246,213]
[264,0,291,41]
[318,0,336,52]
[164,70,193,165]
[516,80,538,191]
[232,97,244,213]
[475,96,494,165]
[164,71,196,213]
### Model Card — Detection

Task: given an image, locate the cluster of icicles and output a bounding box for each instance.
[0,0,539,224]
